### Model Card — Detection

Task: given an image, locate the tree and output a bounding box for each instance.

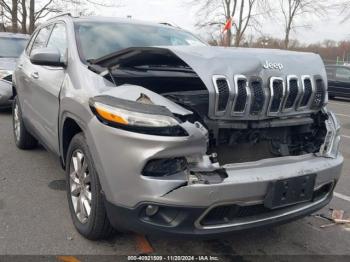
[11,0,17,32]
[337,1,350,22]
[278,0,328,49]
[0,0,118,34]
[28,0,34,33]
[21,0,26,33]
[0,0,17,32]
[192,0,271,47]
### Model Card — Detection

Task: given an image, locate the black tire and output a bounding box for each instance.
[12,96,38,150]
[329,94,335,99]
[66,133,115,240]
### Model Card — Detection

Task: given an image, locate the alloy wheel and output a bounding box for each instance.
[13,102,21,142]
[69,150,92,224]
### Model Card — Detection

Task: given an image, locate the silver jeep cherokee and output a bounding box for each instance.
[12,14,343,239]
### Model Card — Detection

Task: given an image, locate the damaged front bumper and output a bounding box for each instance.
[86,113,343,236]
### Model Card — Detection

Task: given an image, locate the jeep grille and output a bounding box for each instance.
[212,75,326,119]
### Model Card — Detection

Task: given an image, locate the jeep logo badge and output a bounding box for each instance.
[263,61,284,71]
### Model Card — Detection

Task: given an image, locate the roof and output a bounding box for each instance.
[50,14,181,30]
[0,32,30,39]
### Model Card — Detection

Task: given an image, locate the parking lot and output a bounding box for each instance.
[0,99,350,259]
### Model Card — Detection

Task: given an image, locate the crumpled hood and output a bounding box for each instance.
[164,46,326,92]
[90,45,326,95]
[90,46,327,120]
[0,58,17,71]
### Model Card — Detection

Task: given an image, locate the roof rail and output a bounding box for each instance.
[158,22,181,29]
[159,22,174,27]
[48,12,72,21]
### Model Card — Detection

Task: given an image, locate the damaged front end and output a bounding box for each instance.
[86,46,344,234]
[88,47,341,184]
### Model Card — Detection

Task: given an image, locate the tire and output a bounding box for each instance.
[12,96,38,149]
[66,133,115,240]
[329,94,335,99]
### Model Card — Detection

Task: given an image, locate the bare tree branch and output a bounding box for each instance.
[278,0,329,49]
[190,0,271,47]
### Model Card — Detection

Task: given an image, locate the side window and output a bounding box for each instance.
[30,25,53,54]
[326,67,335,79]
[336,67,350,80]
[47,23,67,59]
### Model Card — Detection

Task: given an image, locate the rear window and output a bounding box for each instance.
[0,37,28,58]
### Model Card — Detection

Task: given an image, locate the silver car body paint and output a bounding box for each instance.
[13,16,343,231]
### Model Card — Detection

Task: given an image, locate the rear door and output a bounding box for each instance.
[334,67,350,97]
[17,25,53,134]
[20,23,68,154]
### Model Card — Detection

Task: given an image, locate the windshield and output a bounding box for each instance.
[0,37,28,58]
[74,21,207,61]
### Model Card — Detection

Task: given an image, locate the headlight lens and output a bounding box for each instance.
[0,69,13,79]
[90,98,188,137]
[93,102,179,127]
[320,111,341,158]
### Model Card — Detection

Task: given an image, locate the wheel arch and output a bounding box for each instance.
[60,113,86,168]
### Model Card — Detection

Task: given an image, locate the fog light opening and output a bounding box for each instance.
[142,157,187,177]
[145,205,159,217]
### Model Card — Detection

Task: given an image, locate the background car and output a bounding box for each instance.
[0,32,29,108]
[326,64,350,99]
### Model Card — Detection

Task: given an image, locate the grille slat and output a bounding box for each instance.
[311,79,326,109]
[216,79,230,112]
[270,79,284,113]
[250,80,265,114]
[300,78,313,107]
[285,79,299,109]
[233,79,248,113]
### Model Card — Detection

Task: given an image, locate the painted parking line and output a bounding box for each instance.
[336,113,350,118]
[329,101,350,107]
[135,234,154,254]
[342,135,350,139]
[334,192,350,203]
[57,256,81,262]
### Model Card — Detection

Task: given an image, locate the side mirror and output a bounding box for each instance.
[30,47,66,67]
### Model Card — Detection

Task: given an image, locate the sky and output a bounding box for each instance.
[78,0,349,44]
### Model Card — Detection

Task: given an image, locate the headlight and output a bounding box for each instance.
[90,96,188,136]
[93,102,179,127]
[0,69,13,80]
[320,111,341,158]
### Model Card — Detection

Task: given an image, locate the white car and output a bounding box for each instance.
[0,33,29,108]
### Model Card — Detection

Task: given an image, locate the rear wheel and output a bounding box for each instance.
[66,133,115,240]
[12,96,38,149]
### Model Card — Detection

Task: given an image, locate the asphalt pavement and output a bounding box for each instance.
[0,98,350,260]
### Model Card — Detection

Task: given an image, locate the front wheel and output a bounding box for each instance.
[66,133,115,240]
[12,96,38,149]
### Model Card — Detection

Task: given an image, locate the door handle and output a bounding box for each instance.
[18,64,23,69]
[31,72,39,79]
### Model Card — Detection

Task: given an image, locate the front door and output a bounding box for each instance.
[21,23,68,154]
